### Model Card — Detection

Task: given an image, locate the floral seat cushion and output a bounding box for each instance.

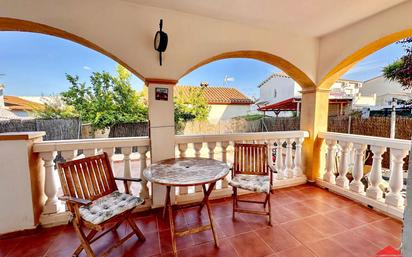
[79,191,144,225]
[229,174,270,193]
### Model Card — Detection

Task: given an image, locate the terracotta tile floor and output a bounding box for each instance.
[0,184,402,257]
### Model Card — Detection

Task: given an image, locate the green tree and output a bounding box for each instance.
[62,65,147,130]
[34,95,78,119]
[174,86,210,124]
[383,38,412,89]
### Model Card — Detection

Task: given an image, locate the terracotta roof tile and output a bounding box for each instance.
[4,96,43,111]
[175,86,253,105]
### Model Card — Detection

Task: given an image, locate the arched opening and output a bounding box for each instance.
[176,54,314,135]
[0,17,145,81]
[181,51,316,89]
[319,29,412,90]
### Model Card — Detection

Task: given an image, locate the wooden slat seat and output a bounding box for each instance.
[230,143,273,225]
[57,152,145,257]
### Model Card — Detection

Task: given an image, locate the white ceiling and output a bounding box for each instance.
[125,0,407,37]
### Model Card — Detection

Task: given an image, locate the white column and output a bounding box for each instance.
[207,142,217,159]
[122,147,133,193]
[221,141,230,188]
[138,146,150,199]
[40,151,62,214]
[275,139,284,179]
[366,146,386,200]
[349,143,367,193]
[385,148,408,207]
[178,143,188,158]
[283,138,293,178]
[147,81,176,207]
[323,139,337,183]
[336,141,352,189]
[293,137,304,177]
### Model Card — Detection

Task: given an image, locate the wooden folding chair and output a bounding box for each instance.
[229,143,273,225]
[57,152,145,257]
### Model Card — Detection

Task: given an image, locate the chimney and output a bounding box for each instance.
[0,84,4,108]
[200,82,208,88]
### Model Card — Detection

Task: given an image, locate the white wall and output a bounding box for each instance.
[361,76,411,106]
[258,75,297,105]
[0,140,36,234]
[208,104,251,124]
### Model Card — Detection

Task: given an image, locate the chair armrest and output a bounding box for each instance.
[58,196,92,206]
[268,165,275,172]
[114,177,142,183]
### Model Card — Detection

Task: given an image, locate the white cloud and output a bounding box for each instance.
[83,66,91,70]
[345,59,384,75]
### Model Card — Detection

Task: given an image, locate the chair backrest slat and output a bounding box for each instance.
[58,153,117,201]
[233,143,269,176]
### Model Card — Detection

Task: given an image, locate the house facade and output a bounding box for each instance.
[360,75,411,108]
[0,84,43,119]
[256,73,364,116]
[175,84,253,123]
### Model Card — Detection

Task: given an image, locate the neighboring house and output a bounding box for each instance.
[255,73,385,116]
[175,84,253,123]
[0,85,43,119]
[360,75,412,108]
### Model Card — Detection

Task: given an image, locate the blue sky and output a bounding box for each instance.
[0,32,406,98]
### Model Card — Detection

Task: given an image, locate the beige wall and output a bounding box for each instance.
[208,104,251,124]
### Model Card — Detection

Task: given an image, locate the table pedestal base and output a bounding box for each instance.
[164,182,219,257]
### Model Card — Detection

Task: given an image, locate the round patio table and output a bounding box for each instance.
[143,157,229,257]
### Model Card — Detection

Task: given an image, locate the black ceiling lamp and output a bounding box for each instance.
[154,19,168,66]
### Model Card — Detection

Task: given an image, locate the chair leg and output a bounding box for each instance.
[72,219,95,257]
[267,192,272,226]
[127,217,146,241]
[232,187,237,220]
[73,229,97,257]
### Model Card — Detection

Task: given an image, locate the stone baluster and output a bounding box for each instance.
[275,139,284,179]
[385,148,408,207]
[293,137,304,177]
[349,143,367,193]
[207,142,216,159]
[178,143,188,158]
[61,150,78,162]
[194,142,203,158]
[122,147,133,193]
[283,139,293,178]
[178,143,189,195]
[323,139,337,183]
[221,141,230,188]
[138,146,150,199]
[83,148,97,157]
[366,146,386,200]
[193,143,203,192]
[40,151,62,214]
[336,141,352,189]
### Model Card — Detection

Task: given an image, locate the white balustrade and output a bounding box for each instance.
[40,151,62,214]
[274,139,283,179]
[293,137,304,177]
[366,146,386,200]
[323,139,337,183]
[336,141,352,189]
[174,131,309,203]
[318,132,410,219]
[349,143,367,193]
[385,148,408,207]
[33,136,152,221]
[284,139,294,178]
